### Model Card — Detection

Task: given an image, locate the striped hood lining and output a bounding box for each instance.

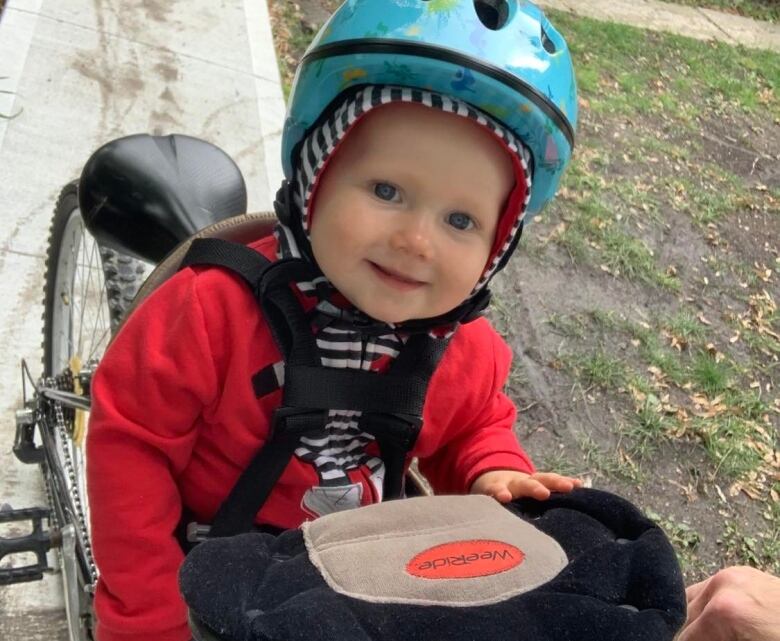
[278,85,532,299]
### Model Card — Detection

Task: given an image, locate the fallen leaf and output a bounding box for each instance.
[742,485,762,500]
[705,343,725,362]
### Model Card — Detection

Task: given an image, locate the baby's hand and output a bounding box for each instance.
[470,470,582,503]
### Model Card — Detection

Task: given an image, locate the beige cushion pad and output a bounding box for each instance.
[302,495,568,607]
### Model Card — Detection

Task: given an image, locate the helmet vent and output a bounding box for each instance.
[474,0,509,30]
[541,25,557,53]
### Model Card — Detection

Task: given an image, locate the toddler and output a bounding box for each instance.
[87,2,579,640]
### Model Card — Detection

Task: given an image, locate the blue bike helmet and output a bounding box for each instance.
[282,0,577,220]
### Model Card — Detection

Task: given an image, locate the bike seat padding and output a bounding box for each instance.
[79,134,248,263]
[180,488,686,641]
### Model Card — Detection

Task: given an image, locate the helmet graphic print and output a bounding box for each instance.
[282,0,578,221]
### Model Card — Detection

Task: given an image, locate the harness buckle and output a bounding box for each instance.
[360,412,423,452]
[186,522,212,544]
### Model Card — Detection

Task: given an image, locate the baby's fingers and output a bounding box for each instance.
[531,472,582,493]
[479,482,514,503]
[507,476,553,500]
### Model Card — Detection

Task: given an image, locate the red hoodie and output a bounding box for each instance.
[86,235,534,641]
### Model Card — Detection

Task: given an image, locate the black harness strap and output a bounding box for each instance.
[208,410,325,537]
[180,237,272,290]
[389,332,449,379]
[283,366,428,415]
[358,334,449,499]
[178,237,450,539]
[252,365,282,397]
[257,265,320,366]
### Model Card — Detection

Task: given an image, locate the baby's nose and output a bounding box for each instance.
[389,217,433,260]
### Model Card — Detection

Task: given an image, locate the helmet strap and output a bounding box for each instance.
[273,179,295,227]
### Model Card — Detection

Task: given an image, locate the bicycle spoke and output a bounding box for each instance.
[85,239,103,358]
[63,223,81,371]
[76,221,90,359]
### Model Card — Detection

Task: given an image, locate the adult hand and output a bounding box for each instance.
[680,566,780,641]
[470,470,582,503]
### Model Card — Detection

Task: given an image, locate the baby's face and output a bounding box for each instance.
[309,103,514,324]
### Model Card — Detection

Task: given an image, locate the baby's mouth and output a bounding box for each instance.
[368,262,426,288]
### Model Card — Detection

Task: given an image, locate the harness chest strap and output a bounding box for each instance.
[178,238,449,538]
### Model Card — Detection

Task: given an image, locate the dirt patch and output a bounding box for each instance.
[698,113,780,186]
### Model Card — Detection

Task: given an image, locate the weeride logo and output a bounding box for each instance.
[406,539,524,579]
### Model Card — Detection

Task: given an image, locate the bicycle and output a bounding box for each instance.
[1,132,268,641]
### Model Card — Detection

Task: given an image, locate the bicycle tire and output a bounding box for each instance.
[40,181,145,641]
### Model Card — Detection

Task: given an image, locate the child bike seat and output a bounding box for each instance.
[109,211,277,340]
[181,489,686,641]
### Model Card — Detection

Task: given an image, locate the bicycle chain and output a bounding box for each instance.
[46,373,98,588]
[42,452,60,530]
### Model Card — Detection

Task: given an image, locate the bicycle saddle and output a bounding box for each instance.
[181,489,686,641]
[79,134,248,263]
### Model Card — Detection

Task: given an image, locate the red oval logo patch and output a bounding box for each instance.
[406,539,524,580]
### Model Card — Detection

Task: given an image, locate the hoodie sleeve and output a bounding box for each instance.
[87,268,220,641]
[417,319,535,494]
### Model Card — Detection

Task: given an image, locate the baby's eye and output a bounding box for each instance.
[447,212,475,231]
[374,182,400,202]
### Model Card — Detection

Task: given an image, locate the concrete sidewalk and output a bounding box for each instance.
[0,1,284,638]
[537,0,780,53]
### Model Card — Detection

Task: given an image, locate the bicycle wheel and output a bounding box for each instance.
[40,181,145,641]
